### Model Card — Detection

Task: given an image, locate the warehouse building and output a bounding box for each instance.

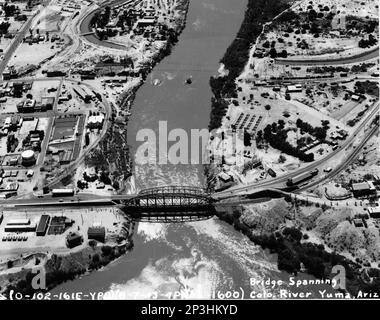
[73,86,92,103]
[36,215,50,236]
[5,218,36,232]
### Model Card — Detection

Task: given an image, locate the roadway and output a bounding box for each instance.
[298,123,379,192]
[0,5,45,75]
[43,78,112,188]
[78,0,140,51]
[0,75,111,179]
[214,101,379,199]
[275,46,379,66]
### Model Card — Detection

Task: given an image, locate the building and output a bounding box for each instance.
[136,17,156,28]
[218,172,232,183]
[351,94,361,102]
[51,188,75,197]
[87,114,105,129]
[46,70,66,77]
[5,218,36,232]
[286,84,302,93]
[73,86,92,103]
[36,215,50,236]
[88,226,106,242]
[59,150,73,165]
[353,218,364,228]
[40,97,55,110]
[368,206,380,218]
[351,181,377,198]
[18,98,36,113]
[66,232,83,248]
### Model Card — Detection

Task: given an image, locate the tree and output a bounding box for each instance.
[85,133,90,146]
[269,47,277,58]
[112,180,120,190]
[280,49,288,58]
[244,131,252,146]
[278,154,287,163]
[265,104,271,111]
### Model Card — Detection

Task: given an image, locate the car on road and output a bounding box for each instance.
[324,167,332,173]
[59,199,64,202]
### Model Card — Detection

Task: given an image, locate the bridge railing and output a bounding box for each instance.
[138,186,208,197]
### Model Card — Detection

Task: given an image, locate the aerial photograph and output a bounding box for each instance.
[0,0,378,307]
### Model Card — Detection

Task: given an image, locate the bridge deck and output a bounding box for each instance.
[121,186,215,220]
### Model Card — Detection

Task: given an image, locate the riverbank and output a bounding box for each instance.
[214,196,380,297]
[0,206,134,298]
[207,0,291,132]
[204,0,292,191]
[84,0,190,186]
[0,238,134,298]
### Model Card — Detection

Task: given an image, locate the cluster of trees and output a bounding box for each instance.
[307,65,349,74]
[347,17,378,34]
[354,81,379,97]
[91,6,111,29]
[208,96,230,131]
[116,10,135,30]
[77,180,89,189]
[6,134,18,153]
[0,21,10,35]
[96,28,118,41]
[268,47,288,59]
[216,207,380,296]
[351,63,375,73]
[358,34,377,48]
[296,118,328,141]
[83,171,97,182]
[82,169,112,185]
[256,121,315,162]
[276,9,299,23]
[3,3,19,17]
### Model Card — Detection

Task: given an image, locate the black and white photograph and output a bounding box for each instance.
[0,0,378,312]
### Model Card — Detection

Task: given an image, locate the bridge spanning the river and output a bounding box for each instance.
[121,186,216,222]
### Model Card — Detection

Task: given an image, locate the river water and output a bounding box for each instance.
[52,0,333,299]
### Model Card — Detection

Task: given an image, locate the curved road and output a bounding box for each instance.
[298,123,379,192]
[79,0,139,51]
[214,102,379,199]
[275,46,379,66]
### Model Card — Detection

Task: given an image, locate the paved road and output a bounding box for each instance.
[1,193,135,208]
[44,79,112,188]
[275,46,379,66]
[79,0,139,51]
[298,123,379,192]
[214,102,379,198]
[0,9,41,76]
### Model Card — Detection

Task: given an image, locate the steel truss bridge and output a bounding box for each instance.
[121,186,215,222]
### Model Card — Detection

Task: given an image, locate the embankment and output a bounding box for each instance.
[215,200,380,297]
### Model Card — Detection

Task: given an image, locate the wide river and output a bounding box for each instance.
[52,0,331,299]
